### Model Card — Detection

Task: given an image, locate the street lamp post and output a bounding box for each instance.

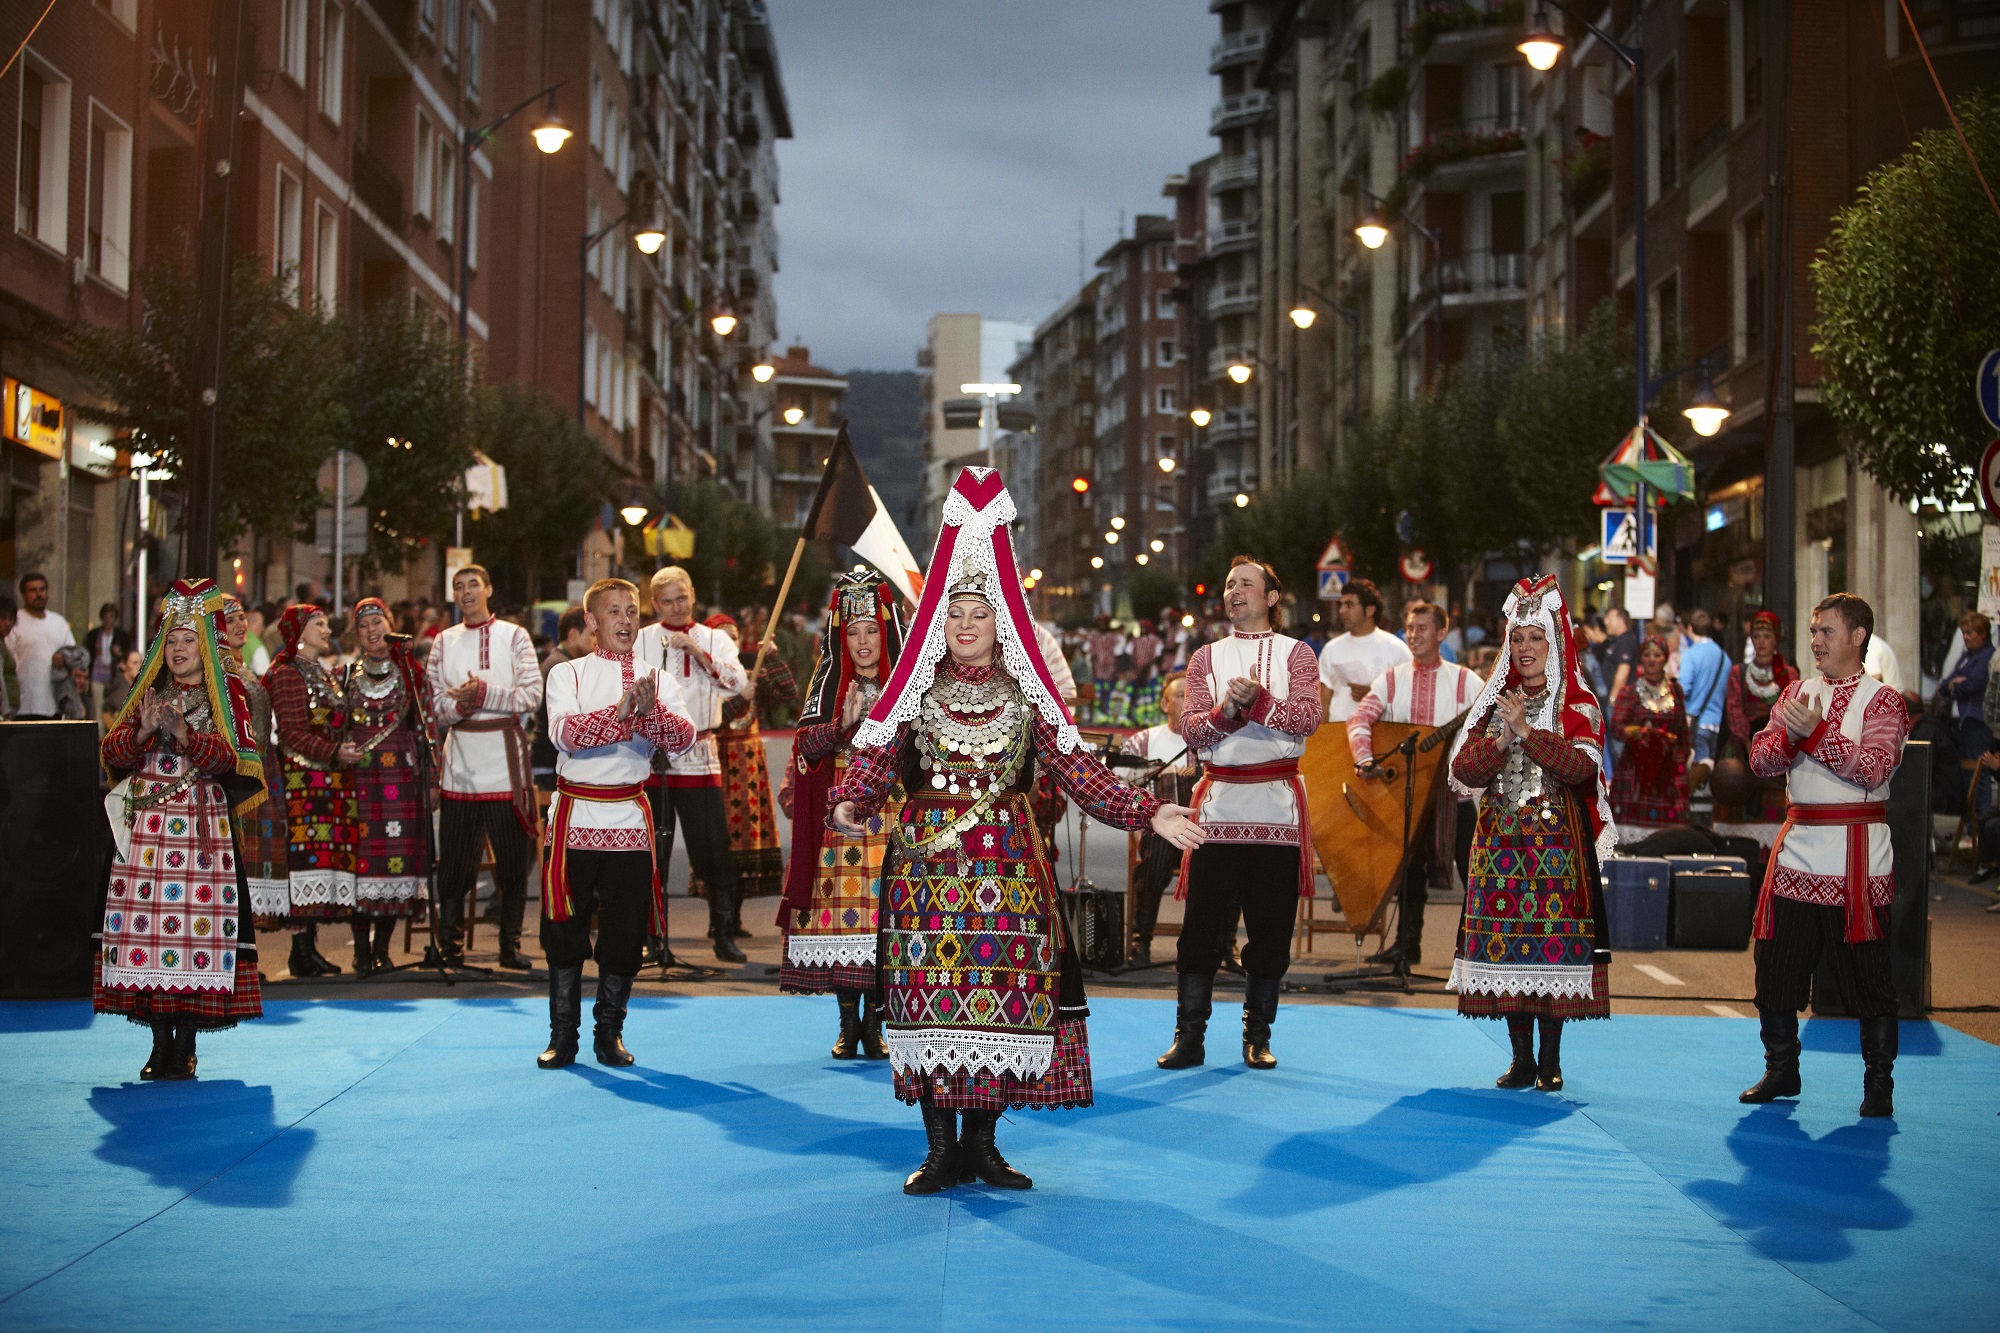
[1352,190,1445,382]
[1289,280,1364,427]
[576,212,667,426]
[960,382,1021,470]
[455,86,571,347]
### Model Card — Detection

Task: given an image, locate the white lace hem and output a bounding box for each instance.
[247,877,292,919]
[355,876,426,905]
[100,965,235,993]
[784,934,878,967]
[284,870,358,910]
[1447,959,1597,1000]
[885,1026,1054,1080]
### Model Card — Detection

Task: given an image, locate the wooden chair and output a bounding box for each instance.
[1948,758,1984,872]
[1292,851,1353,958]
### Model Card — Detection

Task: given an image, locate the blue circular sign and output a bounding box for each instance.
[1979,348,2000,433]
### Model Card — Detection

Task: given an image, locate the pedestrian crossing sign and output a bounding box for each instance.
[1601,507,1655,565]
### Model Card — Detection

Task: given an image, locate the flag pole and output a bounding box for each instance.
[750,535,808,684]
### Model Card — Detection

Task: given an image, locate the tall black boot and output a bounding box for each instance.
[436,895,466,965]
[537,965,583,1069]
[162,1024,197,1080]
[903,1100,961,1195]
[959,1108,1033,1189]
[1536,1017,1565,1092]
[140,1017,173,1080]
[287,931,322,978]
[1739,1010,1802,1104]
[858,993,889,1060]
[303,924,342,975]
[1496,1016,1537,1088]
[831,990,862,1059]
[497,931,533,971]
[592,972,637,1066]
[351,921,376,975]
[1157,971,1213,1069]
[371,918,396,972]
[1242,975,1280,1070]
[1859,1016,1898,1118]
[708,887,747,963]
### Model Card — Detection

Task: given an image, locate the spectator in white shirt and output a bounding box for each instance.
[5,572,74,719]
[1317,578,1412,723]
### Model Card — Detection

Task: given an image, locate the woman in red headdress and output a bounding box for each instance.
[98,578,267,1080]
[779,572,904,1057]
[340,597,435,974]
[1445,575,1616,1093]
[1608,636,1691,835]
[830,467,1204,1195]
[1713,610,1798,835]
[688,611,796,909]
[261,604,363,978]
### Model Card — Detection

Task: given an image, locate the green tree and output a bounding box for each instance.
[1814,93,2000,501]
[464,385,618,603]
[1494,302,1634,553]
[344,307,477,570]
[71,246,347,544]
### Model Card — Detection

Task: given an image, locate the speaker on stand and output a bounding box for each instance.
[0,721,110,998]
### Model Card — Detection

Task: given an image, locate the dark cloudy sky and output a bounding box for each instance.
[764,1,1218,373]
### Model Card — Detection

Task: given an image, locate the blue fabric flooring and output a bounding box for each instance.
[0,997,1994,1330]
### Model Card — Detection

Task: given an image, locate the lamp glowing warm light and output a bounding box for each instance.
[1516,10,1565,71]
[530,105,573,154]
[710,312,738,337]
[634,225,666,254]
[1158,456,1176,473]
[1135,554,1149,565]
[1181,614,1195,628]
[1150,539,1164,553]
[1071,476,1090,494]
[1234,492,1250,508]
[1683,371,1730,437]
[1111,516,1125,530]
[1226,362,1252,385]
[1355,211,1390,250]
[1105,531,1119,544]
[1029,568,1044,581]
[620,504,649,526]
[1091,556,1104,569]
[1289,305,1316,330]
[782,406,805,426]
[1188,406,1212,427]
[751,363,775,383]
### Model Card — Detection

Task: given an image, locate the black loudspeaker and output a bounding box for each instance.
[0,721,108,997]
[1811,737,1931,1020]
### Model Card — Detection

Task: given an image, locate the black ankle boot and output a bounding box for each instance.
[708,889,747,963]
[303,927,342,976]
[1242,975,1280,1069]
[1859,1015,1898,1118]
[831,991,862,1059]
[1497,1017,1537,1088]
[592,972,637,1066]
[903,1101,961,1195]
[1535,1018,1564,1091]
[371,919,396,972]
[959,1109,1032,1189]
[288,932,323,978]
[858,994,889,1060]
[162,1024,197,1080]
[1157,971,1213,1069]
[140,1018,173,1080]
[538,965,583,1069]
[351,923,375,975]
[1740,1010,1802,1104]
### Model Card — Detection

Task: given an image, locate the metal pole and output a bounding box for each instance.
[333,453,345,617]
[1632,45,1648,435]
[135,467,148,638]
[982,392,995,469]
[577,230,591,424]
[456,130,474,346]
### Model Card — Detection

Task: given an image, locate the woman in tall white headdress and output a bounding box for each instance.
[831,467,1203,1195]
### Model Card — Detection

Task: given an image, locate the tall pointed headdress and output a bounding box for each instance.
[109,577,264,800]
[1447,574,1615,858]
[855,467,1078,753]
[797,571,904,730]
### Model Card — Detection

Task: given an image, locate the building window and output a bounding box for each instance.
[465,178,479,271]
[1649,64,1679,200]
[1157,338,1175,366]
[1738,0,1763,119]
[318,4,345,123]
[92,0,138,30]
[413,114,436,220]
[15,64,70,249]
[435,133,457,242]
[1155,387,1176,414]
[584,328,598,407]
[1157,433,1176,457]
[440,0,459,64]
[418,0,437,34]
[1155,291,1173,319]
[1156,242,1175,271]
[276,0,307,84]
[589,71,604,155]
[585,201,601,281]
[465,11,483,104]
[1494,61,1525,130]
[85,103,132,289]
[275,167,304,304]
[313,203,339,310]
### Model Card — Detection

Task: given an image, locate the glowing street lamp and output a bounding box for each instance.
[1354,210,1390,250]
[1188,406,1212,427]
[1158,456,1176,473]
[782,406,805,425]
[1150,539,1164,553]
[751,363,775,383]
[710,312,738,337]
[1071,476,1090,494]
[1091,556,1104,569]
[1104,531,1119,545]
[1234,492,1250,508]
[633,222,666,254]
[1135,554,1150,565]
[1226,362,1253,385]
[1110,516,1125,530]
[620,503,649,526]
[530,103,573,154]
[1516,9,1565,70]
[1289,304,1317,330]
[1683,369,1730,437]
[1029,568,1044,581]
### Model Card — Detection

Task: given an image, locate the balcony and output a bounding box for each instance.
[1206,469,1259,502]
[351,142,404,229]
[1208,151,1260,194]
[1210,91,1270,133]
[1206,280,1259,317]
[1206,406,1257,444]
[1206,345,1255,377]
[1207,216,1259,256]
[1422,249,1527,304]
[1209,29,1268,71]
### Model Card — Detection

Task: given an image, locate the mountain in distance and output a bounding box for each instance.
[841,370,923,536]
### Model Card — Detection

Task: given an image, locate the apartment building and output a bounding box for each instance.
[766,344,844,528]
[1012,280,1098,624]
[1092,216,1185,600]
[913,312,1032,547]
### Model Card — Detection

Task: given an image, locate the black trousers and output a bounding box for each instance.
[1132,831,1182,943]
[437,797,533,946]
[1177,843,1301,981]
[647,781,738,929]
[1753,895,1898,1019]
[540,850,653,975]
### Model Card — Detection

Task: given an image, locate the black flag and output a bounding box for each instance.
[799,423,876,546]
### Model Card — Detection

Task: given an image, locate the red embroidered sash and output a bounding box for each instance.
[1753,801,1888,945]
[541,779,664,934]
[1174,759,1315,902]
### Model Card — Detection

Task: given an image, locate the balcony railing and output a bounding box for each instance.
[1210,29,1268,71]
[1206,280,1259,316]
[1423,248,1526,302]
[1206,470,1259,501]
[1210,90,1271,132]
[1206,406,1257,444]
[1207,216,1259,255]
[1206,345,1253,376]
[351,142,404,229]
[1208,152,1260,193]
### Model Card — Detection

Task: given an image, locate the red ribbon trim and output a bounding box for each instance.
[1173,759,1314,902]
[1752,801,1887,945]
[541,779,663,934]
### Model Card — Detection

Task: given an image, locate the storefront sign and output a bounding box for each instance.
[3,379,63,459]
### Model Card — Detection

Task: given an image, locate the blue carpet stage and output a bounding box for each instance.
[1,998,1994,1330]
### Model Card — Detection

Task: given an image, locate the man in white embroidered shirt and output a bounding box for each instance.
[635,566,752,963]
[539,578,695,1069]
[1346,600,1482,969]
[1741,592,1908,1119]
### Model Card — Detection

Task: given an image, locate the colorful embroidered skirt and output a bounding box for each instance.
[101,765,247,999]
[691,729,785,899]
[351,734,429,916]
[881,790,1089,1111]
[240,747,292,922]
[780,781,898,994]
[278,760,358,920]
[1448,787,1609,1021]
[94,952,263,1030]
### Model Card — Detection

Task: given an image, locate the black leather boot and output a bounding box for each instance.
[1157,971,1213,1069]
[287,931,322,978]
[303,926,342,975]
[371,918,396,972]
[1496,1016,1537,1088]
[162,1024,197,1080]
[497,933,533,971]
[831,990,862,1059]
[592,972,637,1066]
[1859,1015,1898,1118]
[436,899,465,966]
[140,1018,173,1080]
[1535,1017,1564,1091]
[959,1109,1032,1189]
[351,922,375,975]
[903,1100,961,1195]
[537,965,583,1069]
[1242,975,1280,1070]
[708,888,747,963]
[858,994,889,1060]
[1739,1010,1803,1104]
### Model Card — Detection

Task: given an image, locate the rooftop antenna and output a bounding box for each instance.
[1077,209,1085,286]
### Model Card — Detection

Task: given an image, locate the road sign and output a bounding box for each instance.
[1316,536,1348,571]
[1978,349,2000,432]
[1317,568,1349,600]
[315,505,368,556]
[1979,439,2000,520]
[316,449,368,501]
[1601,507,1656,565]
[1400,549,1434,583]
